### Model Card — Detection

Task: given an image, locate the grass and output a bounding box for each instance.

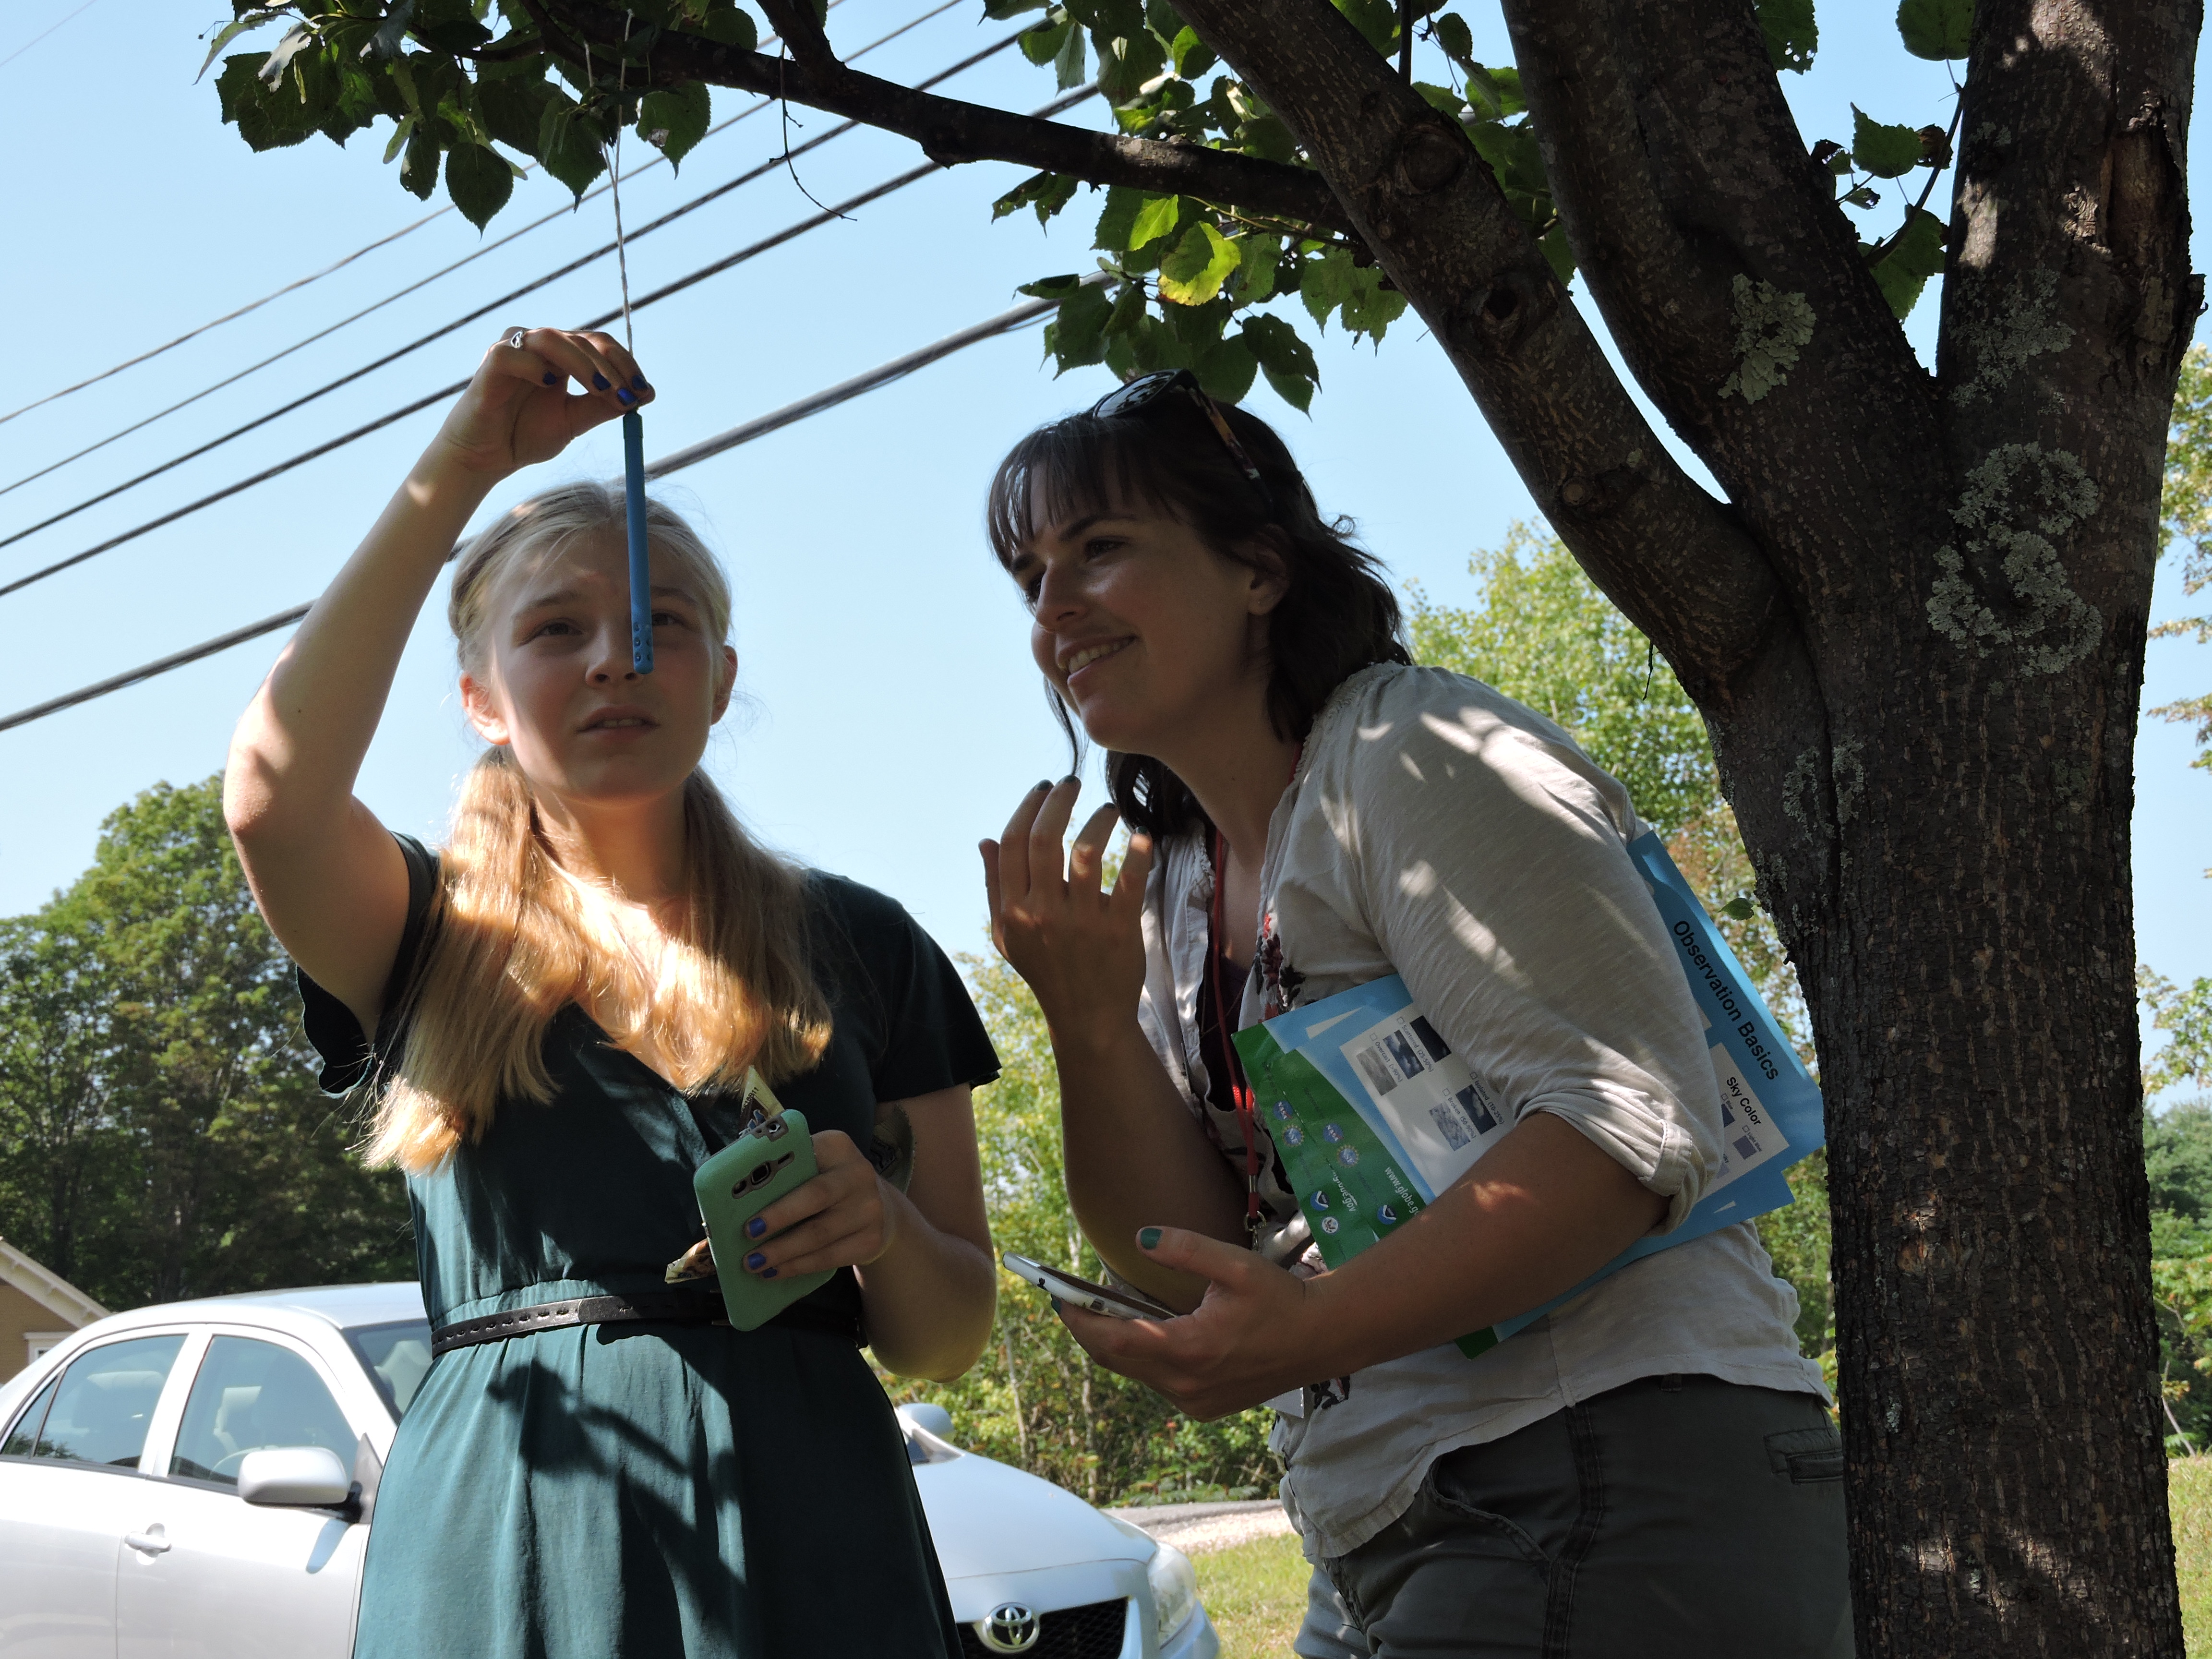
[1194,1532,1312,1659]
[1198,1467,2212,1655]
[2178,1458,2212,1652]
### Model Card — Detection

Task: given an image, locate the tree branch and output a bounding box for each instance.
[1171,0,1795,707]
[1504,0,1950,629]
[533,0,1353,234]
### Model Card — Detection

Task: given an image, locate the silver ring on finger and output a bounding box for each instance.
[505,327,528,350]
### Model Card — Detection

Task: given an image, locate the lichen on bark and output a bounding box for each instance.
[1925,443,2104,674]
[1952,267,2074,407]
[1718,274,1815,403]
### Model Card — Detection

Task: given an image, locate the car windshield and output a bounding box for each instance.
[344,1320,433,1419]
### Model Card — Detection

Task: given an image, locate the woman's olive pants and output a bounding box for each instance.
[1292,1374,1851,1659]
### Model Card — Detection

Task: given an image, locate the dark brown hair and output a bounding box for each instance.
[986,396,1410,840]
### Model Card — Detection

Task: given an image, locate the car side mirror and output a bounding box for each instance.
[897,1402,955,1442]
[238,1446,357,1512]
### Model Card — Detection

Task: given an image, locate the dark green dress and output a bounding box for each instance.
[300,837,998,1658]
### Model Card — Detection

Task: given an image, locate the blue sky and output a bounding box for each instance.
[2,2,2206,1071]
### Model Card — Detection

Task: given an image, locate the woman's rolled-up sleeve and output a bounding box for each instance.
[1337,686,1724,1230]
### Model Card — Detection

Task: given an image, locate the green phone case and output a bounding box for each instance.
[694,1098,834,1331]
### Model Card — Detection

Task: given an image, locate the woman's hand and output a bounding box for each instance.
[981,778,1154,1040]
[735,1130,898,1279]
[429,327,655,481]
[1053,1227,1334,1419]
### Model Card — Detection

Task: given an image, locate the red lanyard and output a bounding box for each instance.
[1209,828,1264,1236]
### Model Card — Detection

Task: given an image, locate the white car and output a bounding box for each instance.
[0,1284,1219,1659]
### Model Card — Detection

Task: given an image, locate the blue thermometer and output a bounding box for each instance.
[622,410,653,673]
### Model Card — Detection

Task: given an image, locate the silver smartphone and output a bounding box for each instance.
[1001,1251,1177,1321]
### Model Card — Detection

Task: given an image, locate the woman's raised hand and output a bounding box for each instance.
[430,327,655,481]
[982,779,1154,1041]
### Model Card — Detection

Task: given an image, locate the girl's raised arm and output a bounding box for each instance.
[225,327,648,1035]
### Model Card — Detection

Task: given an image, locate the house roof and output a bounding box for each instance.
[0,1239,107,1329]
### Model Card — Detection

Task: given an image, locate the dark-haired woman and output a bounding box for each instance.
[981,372,1848,1658]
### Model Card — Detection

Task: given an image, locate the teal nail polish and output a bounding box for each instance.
[1138,1226,1163,1250]
[1049,1297,1063,1313]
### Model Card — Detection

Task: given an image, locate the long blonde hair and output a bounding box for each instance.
[366,481,830,1172]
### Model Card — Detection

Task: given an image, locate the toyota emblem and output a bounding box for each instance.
[975,1602,1040,1654]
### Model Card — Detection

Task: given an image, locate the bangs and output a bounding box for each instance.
[984,416,1186,569]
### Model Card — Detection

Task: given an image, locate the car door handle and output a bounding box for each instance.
[124,1529,171,1555]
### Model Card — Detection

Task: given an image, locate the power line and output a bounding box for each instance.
[0,79,1094,602]
[0,0,102,73]
[0,293,1063,736]
[0,0,910,434]
[0,0,965,490]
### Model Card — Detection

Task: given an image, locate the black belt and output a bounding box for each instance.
[431,1289,861,1356]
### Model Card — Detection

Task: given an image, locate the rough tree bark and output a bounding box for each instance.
[545,0,2200,1647]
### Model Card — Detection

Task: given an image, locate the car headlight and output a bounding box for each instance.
[1148,1541,1200,1646]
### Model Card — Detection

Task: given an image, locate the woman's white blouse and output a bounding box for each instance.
[1134,662,1828,1562]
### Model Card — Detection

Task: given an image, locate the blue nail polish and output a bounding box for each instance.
[632,374,649,390]
[762,1268,779,1279]
[591,373,611,390]
[745,1251,766,1271]
[542,372,559,386]
[746,1216,767,1238]
[616,388,636,406]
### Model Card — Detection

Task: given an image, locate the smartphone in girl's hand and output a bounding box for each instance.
[1001,1252,1176,1320]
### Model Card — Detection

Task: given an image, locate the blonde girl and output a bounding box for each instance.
[226,328,998,1658]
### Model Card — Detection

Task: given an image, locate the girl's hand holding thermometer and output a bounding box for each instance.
[432,327,653,482]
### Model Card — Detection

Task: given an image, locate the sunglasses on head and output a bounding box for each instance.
[1088,369,1278,521]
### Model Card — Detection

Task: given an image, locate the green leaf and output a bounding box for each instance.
[1020,274,1090,299]
[1230,233,1283,302]
[697,2,758,48]
[1094,184,1142,252]
[984,0,1050,16]
[476,73,554,156]
[1044,283,1116,372]
[1431,11,1474,67]
[1168,25,1214,77]
[1236,112,1297,164]
[1156,221,1241,306]
[445,141,513,227]
[994,171,1078,225]
[1103,281,1148,337]
[1722,896,1758,920]
[1094,26,1166,103]
[638,81,710,170]
[215,53,315,151]
[1867,204,1946,318]
[1053,20,1087,88]
[1413,81,1463,117]
[1539,224,1576,288]
[382,109,417,163]
[1021,17,1070,65]
[1301,244,1357,329]
[1755,0,1817,74]
[1330,0,1397,55]
[198,8,286,81]
[1467,118,1548,198]
[1194,332,1258,403]
[1340,271,1408,343]
[1128,192,1182,250]
[537,97,607,197]
[400,123,442,200]
[1896,0,1971,60]
[1850,105,1923,178]
[1240,313,1318,411]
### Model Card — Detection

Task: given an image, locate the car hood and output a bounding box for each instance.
[913,1448,1155,1580]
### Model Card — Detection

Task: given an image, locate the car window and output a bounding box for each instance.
[169,1337,358,1490]
[344,1320,433,1419]
[19,1334,186,1470]
[0,1375,60,1458]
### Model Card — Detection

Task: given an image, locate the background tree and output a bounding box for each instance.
[0,777,411,1310]
[194,0,2203,1646]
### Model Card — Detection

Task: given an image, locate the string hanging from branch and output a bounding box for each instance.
[601,17,653,675]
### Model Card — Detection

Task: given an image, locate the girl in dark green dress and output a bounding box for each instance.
[225,326,999,1658]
